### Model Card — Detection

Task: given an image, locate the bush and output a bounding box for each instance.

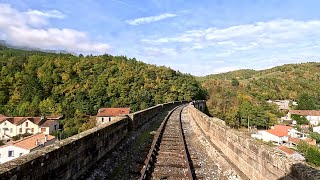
[291,114,309,125]
[310,132,320,144]
[297,141,320,166]
[305,146,320,166]
[12,133,32,141]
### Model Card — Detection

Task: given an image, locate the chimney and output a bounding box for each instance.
[36,139,39,145]
[41,115,45,121]
[44,135,48,142]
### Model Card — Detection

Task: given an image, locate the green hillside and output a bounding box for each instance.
[0,45,206,136]
[201,62,320,128]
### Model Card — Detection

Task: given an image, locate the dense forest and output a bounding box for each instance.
[0,45,206,136]
[200,62,320,128]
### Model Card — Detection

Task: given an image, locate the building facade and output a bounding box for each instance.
[0,133,56,164]
[0,116,62,140]
[96,108,130,126]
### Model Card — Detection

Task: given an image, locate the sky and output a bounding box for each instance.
[0,0,320,76]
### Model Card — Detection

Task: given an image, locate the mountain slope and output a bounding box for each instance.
[200,62,320,128]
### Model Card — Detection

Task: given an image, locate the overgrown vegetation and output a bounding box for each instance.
[297,141,320,166]
[0,45,206,137]
[12,133,33,141]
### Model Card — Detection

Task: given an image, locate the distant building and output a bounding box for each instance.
[314,126,320,134]
[287,110,320,126]
[0,115,62,140]
[96,108,130,125]
[251,125,310,144]
[267,100,292,110]
[251,125,293,144]
[0,133,56,164]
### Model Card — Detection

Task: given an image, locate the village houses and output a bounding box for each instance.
[251,125,316,145]
[96,108,130,126]
[285,110,320,126]
[0,133,56,164]
[0,115,62,140]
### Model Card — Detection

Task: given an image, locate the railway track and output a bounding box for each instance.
[140,105,195,180]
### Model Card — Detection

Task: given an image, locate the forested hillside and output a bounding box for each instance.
[0,45,206,136]
[201,62,320,128]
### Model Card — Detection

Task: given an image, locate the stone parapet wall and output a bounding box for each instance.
[188,103,320,180]
[0,101,188,180]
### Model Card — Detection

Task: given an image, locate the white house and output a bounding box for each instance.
[96,108,130,126]
[313,126,320,134]
[287,110,320,126]
[0,133,56,164]
[251,125,293,144]
[0,116,62,140]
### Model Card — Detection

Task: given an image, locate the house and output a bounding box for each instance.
[288,137,317,146]
[251,125,293,144]
[0,133,56,164]
[313,126,320,134]
[0,115,62,140]
[96,108,130,125]
[267,100,297,110]
[287,110,320,126]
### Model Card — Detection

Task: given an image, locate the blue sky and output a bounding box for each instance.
[1,0,320,75]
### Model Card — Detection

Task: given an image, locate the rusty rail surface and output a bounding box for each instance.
[139,105,194,180]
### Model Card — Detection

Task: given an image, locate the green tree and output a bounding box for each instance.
[231,78,239,86]
[296,93,318,110]
[309,132,320,144]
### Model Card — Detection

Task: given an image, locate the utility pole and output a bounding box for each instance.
[248,116,250,132]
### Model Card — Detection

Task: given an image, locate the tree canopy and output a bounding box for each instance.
[0,45,207,136]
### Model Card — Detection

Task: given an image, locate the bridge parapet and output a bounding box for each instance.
[188,102,320,180]
[0,101,188,180]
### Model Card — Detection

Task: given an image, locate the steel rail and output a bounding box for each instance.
[139,104,194,180]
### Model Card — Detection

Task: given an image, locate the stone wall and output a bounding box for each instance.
[0,101,188,180]
[188,103,320,180]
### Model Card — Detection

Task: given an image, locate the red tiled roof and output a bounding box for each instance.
[278,146,296,155]
[0,117,47,125]
[4,133,55,150]
[97,108,130,117]
[289,110,320,116]
[289,137,301,144]
[289,137,316,145]
[266,125,292,137]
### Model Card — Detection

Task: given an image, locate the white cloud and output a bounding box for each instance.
[142,19,320,56]
[26,10,65,19]
[211,66,241,74]
[126,13,177,25]
[0,3,110,54]
[140,47,178,57]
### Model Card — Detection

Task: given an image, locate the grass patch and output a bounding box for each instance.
[134,131,151,148]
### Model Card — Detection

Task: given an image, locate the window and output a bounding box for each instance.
[19,153,23,157]
[8,150,14,157]
[101,117,104,123]
[25,122,28,127]
[19,128,22,133]
[41,128,46,132]
[4,122,6,126]
[31,128,34,133]
[109,117,111,122]
[10,128,13,133]
[54,125,57,130]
